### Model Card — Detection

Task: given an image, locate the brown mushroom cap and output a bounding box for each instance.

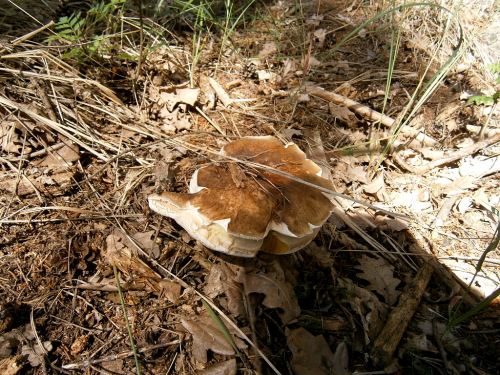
[148,136,334,257]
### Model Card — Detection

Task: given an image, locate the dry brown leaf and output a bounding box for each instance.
[203,264,245,317]
[364,172,386,201]
[21,341,53,367]
[0,121,23,154]
[337,278,388,348]
[158,280,182,303]
[236,260,300,324]
[180,312,248,363]
[159,107,192,132]
[345,165,368,184]
[105,233,162,291]
[355,255,401,306]
[281,128,302,139]
[193,359,237,375]
[419,147,445,161]
[0,325,35,357]
[258,41,278,58]
[287,327,337,375]
[158,86,200,111]
[34,144,80,167]
[0,171,75,196]
[132,230,160,258]
[442,174,478,196]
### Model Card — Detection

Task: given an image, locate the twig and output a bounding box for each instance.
[432,319,460,375]
[394,132,500,175]
[196,106,227,136]
[307,85,396,127]
[438,256,500,266]
[32,79,58,123]
[371,263,433,367]
[62,338,184,370]
[0,214,144,224]
[0,21,54,55]
[408,244,479,308]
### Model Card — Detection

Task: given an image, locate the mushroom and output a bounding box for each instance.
[148,136,334,257]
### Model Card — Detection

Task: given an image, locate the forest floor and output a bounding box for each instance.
[0,0,500,374]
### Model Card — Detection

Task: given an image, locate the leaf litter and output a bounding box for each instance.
[0,0,500,374]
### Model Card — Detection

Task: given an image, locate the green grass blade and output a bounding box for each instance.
[114,265,142,375]
[201,299,247,367]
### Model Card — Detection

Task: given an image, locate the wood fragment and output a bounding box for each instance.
[0,356,24,375]
[434,194,461,227]
[371,263,433,367]
[208,77,233,106]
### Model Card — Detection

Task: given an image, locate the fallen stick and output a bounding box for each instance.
[306,85,438,145]
[306,85,396,127]
[408,244,478,308]
[394,132,500,175]
[370,263,433,368]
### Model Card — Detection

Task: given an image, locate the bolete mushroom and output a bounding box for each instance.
[148,136,334,257]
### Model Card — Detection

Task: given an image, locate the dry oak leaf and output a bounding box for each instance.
[158,86,200,111]
[180,313,248,363]
[235,260,300,324]
[337,278,388,347]
[203,264,246,317]
[287,327,341,375]
[34,144,80,167]
[355,255,401,306]
[193,359,237,375]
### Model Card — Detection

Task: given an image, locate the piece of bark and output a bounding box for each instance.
[371,263,433,367]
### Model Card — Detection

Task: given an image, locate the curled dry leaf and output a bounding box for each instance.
[70,335,89,356]
[364,172,386,201]
[180,312,248,363]
[208,77,232,107]
[0,121,23,154]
